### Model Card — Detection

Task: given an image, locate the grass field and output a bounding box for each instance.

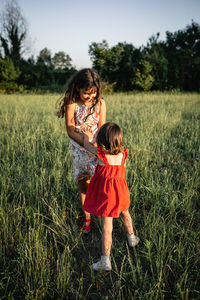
[0,92,200,300]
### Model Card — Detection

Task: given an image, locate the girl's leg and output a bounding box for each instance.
[102,217,113,256]
[121,210,134,234]
[92,217,113,271]
[78,177,91,225]
[121,210,140,247]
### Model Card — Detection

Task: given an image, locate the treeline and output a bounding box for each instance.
[0,49,76,93]
[0,1,200,93]
[89,21,200,92]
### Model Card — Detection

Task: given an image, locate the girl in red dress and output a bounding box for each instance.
[83,122,139,271]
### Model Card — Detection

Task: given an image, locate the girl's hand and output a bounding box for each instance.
[83,132,89,141]
[84,130,93,142]
[83,133,97,155]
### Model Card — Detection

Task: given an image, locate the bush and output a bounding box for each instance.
[0,81,24,94]
[0,57,20,81]
[102,81,116,94]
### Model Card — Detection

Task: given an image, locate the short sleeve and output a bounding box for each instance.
[97,146,108,164]
[97,146,104,161]
[123,148,128,162]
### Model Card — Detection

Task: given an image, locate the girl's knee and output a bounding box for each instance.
[78,177,90,194]
[121,210,129,217]
[102,217,113,233]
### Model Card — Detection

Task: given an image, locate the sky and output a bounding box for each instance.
[0,0,200,69]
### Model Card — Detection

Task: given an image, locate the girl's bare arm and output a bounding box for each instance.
[83,133,97,156]
[65,103,84,146]
[98,98,106,129]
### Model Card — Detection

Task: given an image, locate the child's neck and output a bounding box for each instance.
[77,99,93,107]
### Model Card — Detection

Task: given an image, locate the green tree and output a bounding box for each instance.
[37,48,52,67]
[164,21,200,90]
[89,41,142,91]
[134,60,154,91]
[0,0,28,65]
[144,33,168,90]
[88,40,110,80]
[52,51,72,70]
[0,56,20,81]
[35,48,54,86]
[115,43,142,90]
[0,56,21,92]
[17,56,40,88]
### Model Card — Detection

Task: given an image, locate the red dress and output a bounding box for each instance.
[83,146,130,218]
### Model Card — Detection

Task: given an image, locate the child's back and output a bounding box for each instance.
[99,151,123,165]
[83,146,130,218]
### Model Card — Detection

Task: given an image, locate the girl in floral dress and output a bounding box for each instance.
[58,68,106,232]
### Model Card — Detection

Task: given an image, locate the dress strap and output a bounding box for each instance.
[122,148,128,165]
[97,146,109,165]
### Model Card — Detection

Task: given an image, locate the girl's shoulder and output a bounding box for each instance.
[99,98,106,106]
[66,102,76,111]
[66,102,76,113]
[98,98,106,114]
[66,101,76,107]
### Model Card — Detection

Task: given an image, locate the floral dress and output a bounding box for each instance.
[70,103,100,182]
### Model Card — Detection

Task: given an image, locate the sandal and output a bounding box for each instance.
[81,218,91,233]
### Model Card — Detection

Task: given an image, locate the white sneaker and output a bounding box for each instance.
[127,233,140,247]
[92,256,112,271]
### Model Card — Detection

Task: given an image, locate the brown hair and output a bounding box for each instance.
[57,68,102,120]
[97,122,123,155]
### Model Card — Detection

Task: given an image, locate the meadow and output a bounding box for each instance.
[0,92,199,300]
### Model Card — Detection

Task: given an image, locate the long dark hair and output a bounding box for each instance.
[97,122,124,155]
[57,68,102,120]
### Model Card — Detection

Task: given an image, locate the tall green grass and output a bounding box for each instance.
[0,92,199,299]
